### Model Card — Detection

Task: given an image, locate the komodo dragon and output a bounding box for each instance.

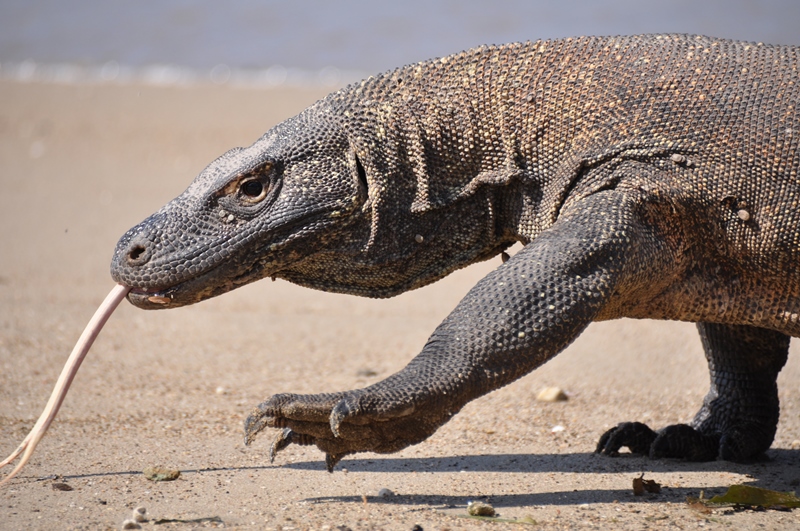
[110,34,799,471]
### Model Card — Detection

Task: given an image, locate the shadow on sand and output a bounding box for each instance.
[41,448,797,508]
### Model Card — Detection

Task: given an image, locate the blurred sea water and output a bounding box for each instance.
[1,0,799,88]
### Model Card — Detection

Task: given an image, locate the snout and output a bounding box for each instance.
[110,212,248,310]
[110,216,161,286]
[109,214,180,309]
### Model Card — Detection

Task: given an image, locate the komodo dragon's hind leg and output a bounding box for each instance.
[597,323,789,462]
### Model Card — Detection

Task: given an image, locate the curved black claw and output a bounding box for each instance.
[596,422,658,457]
[325,453,344,473]
[269,428,315,463]
[244,406,274,447]
[330,396,359,438]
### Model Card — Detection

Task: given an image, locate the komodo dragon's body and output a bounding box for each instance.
[111,34,800,470]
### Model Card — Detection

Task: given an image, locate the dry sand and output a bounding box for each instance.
[0,79,799,530]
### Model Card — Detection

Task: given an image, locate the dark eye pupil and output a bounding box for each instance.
[242,180,263,197]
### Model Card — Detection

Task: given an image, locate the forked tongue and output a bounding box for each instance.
[0,284,130,486]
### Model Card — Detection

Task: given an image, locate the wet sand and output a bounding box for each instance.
[0,79,798,530]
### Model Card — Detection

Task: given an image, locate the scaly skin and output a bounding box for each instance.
[110,35,800,470]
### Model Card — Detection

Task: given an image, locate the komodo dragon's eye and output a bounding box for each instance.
[242,180,263,197]
[238,178,268,202]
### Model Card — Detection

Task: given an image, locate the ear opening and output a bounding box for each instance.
[355,153,368,194]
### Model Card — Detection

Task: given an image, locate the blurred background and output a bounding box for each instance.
[2,0,799,87]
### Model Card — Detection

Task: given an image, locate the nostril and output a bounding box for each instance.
[128,245,146,262]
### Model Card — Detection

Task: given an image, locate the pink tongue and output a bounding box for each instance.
[0,283,131,486]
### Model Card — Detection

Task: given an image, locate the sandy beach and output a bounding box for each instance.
[1,79,799,530]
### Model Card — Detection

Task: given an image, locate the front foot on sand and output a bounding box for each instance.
[596,421,720,461]
[244,390,448,472]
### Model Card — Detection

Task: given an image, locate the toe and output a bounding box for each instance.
[596,422,657,456]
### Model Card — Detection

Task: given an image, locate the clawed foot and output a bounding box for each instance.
[596,422,720,461]
[244,390,446,471]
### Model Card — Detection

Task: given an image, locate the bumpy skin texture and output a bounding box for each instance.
[111,35,800,470]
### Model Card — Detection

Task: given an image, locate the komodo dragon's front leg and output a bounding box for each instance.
[245,189,677,470]
[597,323,789,462]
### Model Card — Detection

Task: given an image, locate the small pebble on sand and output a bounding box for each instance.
[143,466,180,482]
[467,501,496,517]
[133,506,147,522]
[537,387,568,402]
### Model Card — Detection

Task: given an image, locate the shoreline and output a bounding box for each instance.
[0,60,369,90]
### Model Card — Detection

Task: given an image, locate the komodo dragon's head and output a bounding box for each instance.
[110,87,511,309]
[110,98,372,309]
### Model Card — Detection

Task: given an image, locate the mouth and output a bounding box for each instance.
[122,253,283,310]
[127,285,180,309]
[126,277,239,309]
